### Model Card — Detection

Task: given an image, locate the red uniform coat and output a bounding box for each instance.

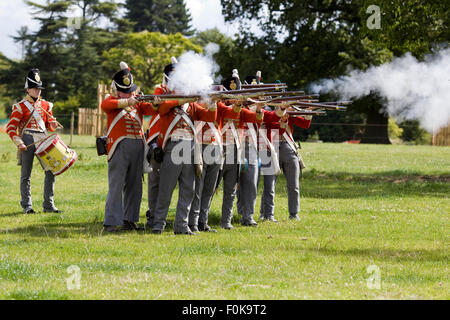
[241,108,284,149]
[101,95,158,160]
[146,84,177,146]
[264,116,312,144]
[6,96,57,145]
[221,104,263,145]
[199,101,240,144]
[157,100,217,150]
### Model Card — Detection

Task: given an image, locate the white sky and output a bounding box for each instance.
[0,0,245,60]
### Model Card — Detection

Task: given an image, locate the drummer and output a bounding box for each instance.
[5,68,60,214]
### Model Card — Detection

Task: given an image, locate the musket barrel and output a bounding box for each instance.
[241,83,287,89]
[269,94,320,102]
[287,111,326,116]
[321,101,353,106]
[292,102,348,111]
[260,90,306,96]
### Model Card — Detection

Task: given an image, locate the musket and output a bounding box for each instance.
[268,94,320,102]
[291,101,348,111]
[320,101,353,106]
[136,94,202,101]
[241,83,287,89]
[287,110,327,116]
[257,90,306,97]
[136,86,287,102]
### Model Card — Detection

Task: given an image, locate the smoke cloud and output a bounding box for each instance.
[168,43,220,95]
[310,48,450,132]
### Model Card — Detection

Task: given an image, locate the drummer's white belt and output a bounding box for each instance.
[23,101,47,134]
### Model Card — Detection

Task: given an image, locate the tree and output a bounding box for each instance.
[220,0,448,143]
[102,31,202,91]
[0,52,12,118]
[360,0,449,58]
[125,0,195,36]
[3,0,71,103]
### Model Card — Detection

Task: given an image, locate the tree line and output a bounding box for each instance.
[0,0,448,143]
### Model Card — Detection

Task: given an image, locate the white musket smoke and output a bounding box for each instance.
[310,48,450,132]
[168,43,220,95]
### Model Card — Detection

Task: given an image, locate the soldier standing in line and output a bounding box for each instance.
[101,62,161,233]
[151,90,217,235]
[260,112,312,221]
[145,57,179,230]
[187,94,241,233]
[236,74,286,227]
[217,73,266,229]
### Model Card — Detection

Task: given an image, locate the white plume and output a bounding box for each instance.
[120,61,129,70]
[310,48,450,132]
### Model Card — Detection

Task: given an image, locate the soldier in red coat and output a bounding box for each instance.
[151,82,217,235]
[187,99,241,233]
[144,57,181,230]
[236,74,286,227]
[259,112,312,221]
[6,69,59,213]
[101,62,161,233]
[217,74,266,229]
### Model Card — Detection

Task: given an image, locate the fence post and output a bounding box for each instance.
[77,109,82,135]
[69,111,74,146]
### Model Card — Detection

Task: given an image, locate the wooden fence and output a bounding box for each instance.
[78,84,110,136]
[432,124,450,146]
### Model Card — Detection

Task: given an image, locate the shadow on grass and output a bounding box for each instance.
[1,222,105,238]
[1,219,181,237]
[0,211,25,218]
[275,170,450,199]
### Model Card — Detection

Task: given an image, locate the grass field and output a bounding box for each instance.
[0,134,448,300]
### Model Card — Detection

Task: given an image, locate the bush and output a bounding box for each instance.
[388,117,403,143]
[400,120,432,145]
[52,95,82,129]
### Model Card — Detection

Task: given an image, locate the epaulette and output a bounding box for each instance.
[12,102,23,113]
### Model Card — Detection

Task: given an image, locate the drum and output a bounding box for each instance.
[35,134,77,175]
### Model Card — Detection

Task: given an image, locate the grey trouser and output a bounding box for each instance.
[152,139,196,233]
[220,145,240,225]
[260,141,300,217]
[146,160,161,228]
[104,138,144,226]
[20,133,55,211]
[189,144,221,227]
[236,142,259,223]
[259,169,276,219]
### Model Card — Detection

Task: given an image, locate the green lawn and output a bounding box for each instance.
[0,134,448,299]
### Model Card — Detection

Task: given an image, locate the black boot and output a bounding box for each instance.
[121,220,145,231]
